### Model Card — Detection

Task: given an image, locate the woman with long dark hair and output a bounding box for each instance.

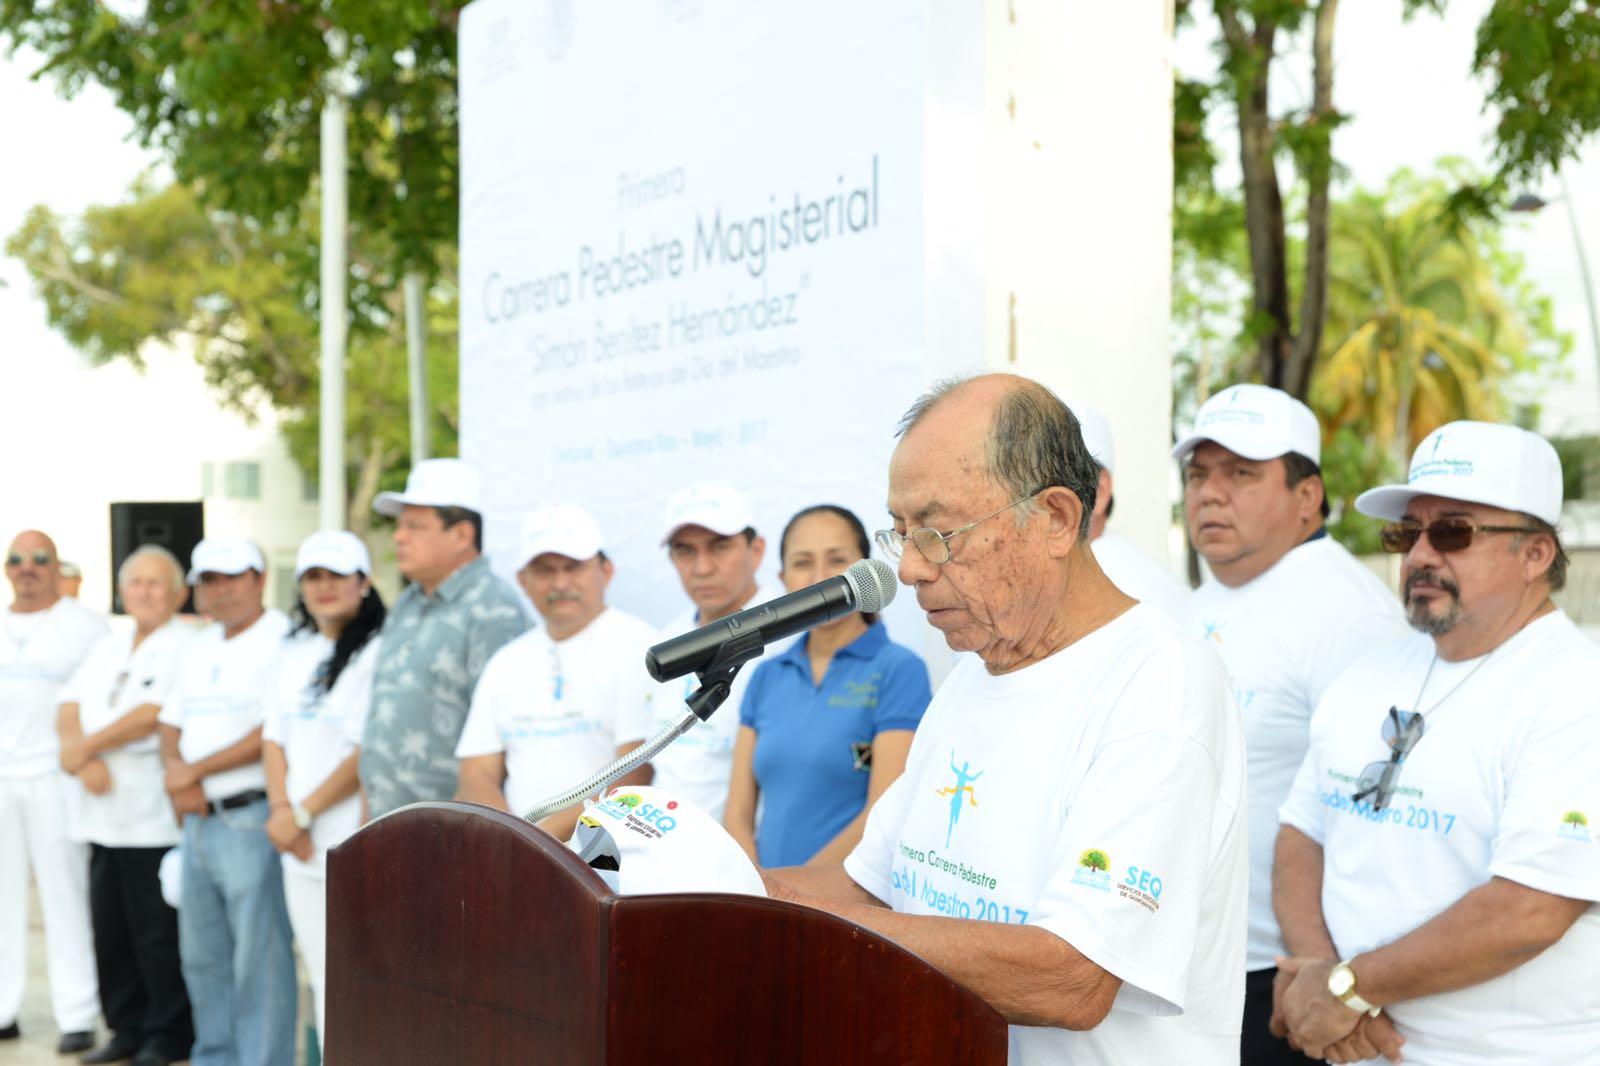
[262,531,385,1052]
[724,504,931,867]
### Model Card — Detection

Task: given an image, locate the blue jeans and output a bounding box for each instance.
[178,797,296,1066]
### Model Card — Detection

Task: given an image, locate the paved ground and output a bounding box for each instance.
[2,883,314,1066]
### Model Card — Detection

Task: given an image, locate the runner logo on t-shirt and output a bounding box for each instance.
[934,753,983,847]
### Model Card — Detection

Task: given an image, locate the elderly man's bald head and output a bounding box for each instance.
[6,529,62,611]
[896,374,1100,538]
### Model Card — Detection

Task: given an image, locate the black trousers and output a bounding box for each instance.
[1243,967,1324,1066]
[88,844,193,1058]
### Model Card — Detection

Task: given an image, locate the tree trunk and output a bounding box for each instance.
[347,436,390,536]
[1285,0,1340,401]
[1222,9,1293,392]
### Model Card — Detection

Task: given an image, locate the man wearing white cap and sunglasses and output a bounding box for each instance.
[454,504,657,838]
[1072,403,1189,617]
[644,482,792,821]
[1272,421,1600,1065]
[155,536,296,1065]
[0,530,106,1055]
[361,459,528,820]
[1174,384,1406,1065]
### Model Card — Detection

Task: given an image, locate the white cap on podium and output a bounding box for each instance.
[568,785,766,898]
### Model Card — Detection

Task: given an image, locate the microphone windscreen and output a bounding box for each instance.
[845,558,898,613]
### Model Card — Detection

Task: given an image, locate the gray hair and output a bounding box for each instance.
[896,374,1100,538]
[1516,517,1569,592]
[117,545,186,598]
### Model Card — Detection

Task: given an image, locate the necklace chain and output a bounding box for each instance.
[1411,646,1495,719]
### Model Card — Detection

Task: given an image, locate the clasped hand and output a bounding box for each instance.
[1271,957,1405,1063]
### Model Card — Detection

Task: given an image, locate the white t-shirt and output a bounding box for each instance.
[647,582,794,821]
[0,598,108,778]
[262,631,379,876]
[60,618,197,846]
[455,607,659,816]
[1092,530,1190,618]
[157,610,290,801]
[843,605,1248,1066]
[1280,610,1600,1065]
[1186,535,1405,970]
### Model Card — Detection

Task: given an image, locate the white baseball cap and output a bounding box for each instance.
[518,503,604,567]
[1356,421,1564,526]
[1071,403,1115,472]
[660,481,755,545]
[1171,384,1322,465]
[567,785,766,898]
[294,530,372,579]
[186,537,266,586]
[373,458,483,518]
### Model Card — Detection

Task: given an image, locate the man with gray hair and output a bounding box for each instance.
[765,375,1248,1064]
[0,530,107,1054]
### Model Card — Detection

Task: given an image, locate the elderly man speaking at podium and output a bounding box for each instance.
[764,375,1248,1065]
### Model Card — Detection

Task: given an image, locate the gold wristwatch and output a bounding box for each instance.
[1327,961,1381,1016]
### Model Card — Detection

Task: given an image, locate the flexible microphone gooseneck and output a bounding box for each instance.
[521,558,899,824]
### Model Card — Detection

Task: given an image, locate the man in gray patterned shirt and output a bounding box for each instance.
[359,459,529,819]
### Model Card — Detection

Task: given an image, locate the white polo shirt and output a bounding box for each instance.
[60,617,197,846]
[1092,531,1190,618]
[262,631,379,875]
[0,597,108,778]
[844,605,1248,1066]
[456,607,658,816]
[1186,535,1405,970]
[647,582,793,821]
[1280,610,1600,1064]
[157,609,289,801]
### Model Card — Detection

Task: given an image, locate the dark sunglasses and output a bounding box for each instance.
[4,552,53,567]
[1352,707,1426,812]
[1378,518,1541,554]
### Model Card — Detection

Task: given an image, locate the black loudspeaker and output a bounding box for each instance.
[109,502,205,615]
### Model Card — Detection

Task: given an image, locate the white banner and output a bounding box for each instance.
[459,0,932,637]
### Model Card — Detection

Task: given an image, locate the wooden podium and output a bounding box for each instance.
[325,802,1006,1065]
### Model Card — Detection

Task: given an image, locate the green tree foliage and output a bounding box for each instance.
[4,179,459,530]
[0,0,465,278]
[1313,170,1567,549]
[1174,0,1600,399]
[1,0,468,517]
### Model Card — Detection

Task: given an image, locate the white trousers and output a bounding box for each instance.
[0,772,99,1030]
[281,865,326,1052]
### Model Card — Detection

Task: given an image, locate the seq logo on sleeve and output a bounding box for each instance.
[1117,865,1163,913]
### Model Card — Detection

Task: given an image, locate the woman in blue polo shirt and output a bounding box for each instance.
[724,504,931,867]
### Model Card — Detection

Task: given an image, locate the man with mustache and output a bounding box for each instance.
[1176,384,1407,1065]
[1272,421,1600,1065]
[454,504,656,838]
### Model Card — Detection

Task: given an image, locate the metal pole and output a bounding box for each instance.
[404,271,429,466]
[1558,171,1600,421]
[318,32,349,531]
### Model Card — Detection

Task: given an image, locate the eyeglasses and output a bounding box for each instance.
[4,552,53,568]
[1378,518,1542,554]
[1351,707,1426,812]
[875,491,1041,566]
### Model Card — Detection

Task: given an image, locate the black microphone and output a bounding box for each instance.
[645,558,898,682]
